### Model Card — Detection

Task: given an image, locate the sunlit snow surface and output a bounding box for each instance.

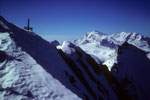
[57,41,118,100]
[0,33,81,100]
[74,31,150,70]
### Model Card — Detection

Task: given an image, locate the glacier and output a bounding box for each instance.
[74,31,150,70]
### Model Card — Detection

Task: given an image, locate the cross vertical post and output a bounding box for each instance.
[24,18,33,32]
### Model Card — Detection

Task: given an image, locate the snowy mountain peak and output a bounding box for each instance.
[74,30,107,45]
[74,30,150,70]
[112,32,142,42]
[85,30,105,39]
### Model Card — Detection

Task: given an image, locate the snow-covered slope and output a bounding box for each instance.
[1,16,150,100]
[57,41,150,100]
[0,32,80,100]
[74,31,150,69]
[57,41,118,100]
[0,16,119,100]
[0,16,82,100]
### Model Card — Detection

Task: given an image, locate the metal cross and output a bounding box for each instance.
[24,18,33,32]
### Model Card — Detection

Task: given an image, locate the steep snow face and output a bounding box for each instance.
[0,16,83,100]
[57,41,119,100]
[57,41,147,100]
[74,31,117,70]
[0,32,81,100]
[74,31,150,69]
[112,43,150,100]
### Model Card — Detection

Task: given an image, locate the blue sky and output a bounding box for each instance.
[0,0,150,42]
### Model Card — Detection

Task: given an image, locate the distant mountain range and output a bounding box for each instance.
[0,16,150,100]
[73,30,150,70]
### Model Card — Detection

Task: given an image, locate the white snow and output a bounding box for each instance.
[57,41,76,55]
[0,33,12,51]
[0,32,81,100]
[74,31,150,70]
[58,41,118,100]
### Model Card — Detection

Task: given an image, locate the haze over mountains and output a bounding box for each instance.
[0,16,150,100]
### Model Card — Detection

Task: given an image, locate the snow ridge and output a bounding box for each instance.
[1,16,150,100]
[0,16,81,100]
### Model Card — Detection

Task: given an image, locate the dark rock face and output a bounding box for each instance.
[112,43,150,100]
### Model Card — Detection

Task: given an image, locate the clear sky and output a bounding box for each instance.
[0,0,150,42]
